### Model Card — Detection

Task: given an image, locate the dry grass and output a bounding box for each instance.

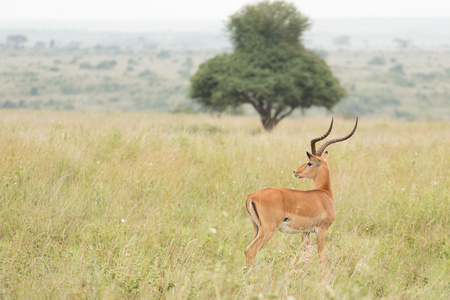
[0,111,448,298]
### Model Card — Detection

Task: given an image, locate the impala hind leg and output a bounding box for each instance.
[244,228,277,266]
[301,232,311,251]
[317,227,328,276]
[291,231,312,267]
[251,220,259,241]
[302,231,314,265]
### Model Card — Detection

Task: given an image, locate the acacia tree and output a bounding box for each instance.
[6,34,28,49]
[190,1,346,131]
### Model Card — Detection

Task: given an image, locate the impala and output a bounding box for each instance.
[244,118,358,269]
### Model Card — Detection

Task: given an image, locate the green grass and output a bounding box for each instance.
[0,111,449,298]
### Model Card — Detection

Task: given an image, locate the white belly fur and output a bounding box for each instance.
[278,222,318,234]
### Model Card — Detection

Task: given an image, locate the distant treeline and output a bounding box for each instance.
[1,18,450,50]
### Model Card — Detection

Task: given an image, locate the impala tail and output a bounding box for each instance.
[246,196,261,229]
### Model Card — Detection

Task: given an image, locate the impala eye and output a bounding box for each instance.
[307,162,312,166]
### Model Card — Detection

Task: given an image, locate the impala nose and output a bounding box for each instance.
[293,170,295,174]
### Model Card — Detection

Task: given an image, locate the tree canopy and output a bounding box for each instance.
[189,1,346,131]
[6,35,28,49]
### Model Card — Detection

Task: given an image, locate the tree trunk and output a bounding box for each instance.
[252,102,296,132]
[261,117,278,132]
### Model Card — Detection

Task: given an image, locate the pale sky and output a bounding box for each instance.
[2,0,450,21]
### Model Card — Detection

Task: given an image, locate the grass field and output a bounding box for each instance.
[0,111,448,298]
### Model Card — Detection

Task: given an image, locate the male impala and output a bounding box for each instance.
[244,118,358,268]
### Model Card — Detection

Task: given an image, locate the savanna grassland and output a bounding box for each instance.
[1,48,450,121]
[0,48,219,112]
[0,111,448,299]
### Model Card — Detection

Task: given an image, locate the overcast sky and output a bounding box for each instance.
[2,0,450,21]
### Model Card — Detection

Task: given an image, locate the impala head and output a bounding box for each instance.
[293,151,329,179]
[293,117,358,180]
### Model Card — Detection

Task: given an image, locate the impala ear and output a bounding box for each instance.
[306,151,320,162]
[322,151,329,160]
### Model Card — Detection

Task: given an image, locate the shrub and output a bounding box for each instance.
[414,72,438,81]
[60,84,83,95]
[368,56,385,65]
[138,69,157,78]
[391,75,414,87]
[30,87,39,96]
[2,101,17,108]
[156,51,171,59]
[79,62,93,69]
[95,60,117,70]
[389,64,405,74]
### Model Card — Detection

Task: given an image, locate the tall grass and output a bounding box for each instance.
[0,111,448,298]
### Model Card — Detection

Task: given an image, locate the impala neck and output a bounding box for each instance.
[314,167,333,198]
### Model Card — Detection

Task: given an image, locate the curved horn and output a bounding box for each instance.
[316,117,358,156]
[310,117,334,155]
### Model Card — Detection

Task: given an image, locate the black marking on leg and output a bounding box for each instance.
[283,217,290,222]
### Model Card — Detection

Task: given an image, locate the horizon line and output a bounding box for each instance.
[1,16,450,22]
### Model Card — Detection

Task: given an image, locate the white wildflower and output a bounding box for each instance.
[209,228,217,234]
